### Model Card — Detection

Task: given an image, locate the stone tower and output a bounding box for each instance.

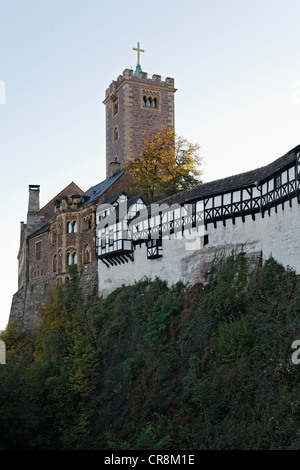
[103,44,176,177]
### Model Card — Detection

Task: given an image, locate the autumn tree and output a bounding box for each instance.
[126,126,202,203]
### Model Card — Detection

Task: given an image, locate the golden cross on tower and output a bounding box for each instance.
[133,42,144,65]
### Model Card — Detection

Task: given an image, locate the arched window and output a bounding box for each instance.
[67,252,72,266]
[147,97,152,107]
[67,220,77,233]
[67,251,77,266]
[114,127,118,142]
[143,96,147,107]
[152,98,157,108]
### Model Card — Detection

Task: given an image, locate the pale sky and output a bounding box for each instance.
[1,0,300,330]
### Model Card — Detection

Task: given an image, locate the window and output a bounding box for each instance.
[67,251,77,266]
[142,94,159,109]
[113,100,118,116]
[53,254,57,273]
[147,238,162,259]
[67,220,77,233]
[274,175,281,190]
[114,127,118,142]
[35,241,41,261]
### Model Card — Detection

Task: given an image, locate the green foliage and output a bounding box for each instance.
[216,316,255,362]
[1,253,300,450]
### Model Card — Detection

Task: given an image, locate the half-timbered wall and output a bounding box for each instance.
[97,155,300,297]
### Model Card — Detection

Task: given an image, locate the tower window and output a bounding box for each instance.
[142,94,159,109]
[113,100,118,116]
[114,127,119,142]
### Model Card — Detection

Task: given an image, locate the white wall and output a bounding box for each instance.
[98,199,300,297]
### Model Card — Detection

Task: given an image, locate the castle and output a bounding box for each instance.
[9,44,300,330]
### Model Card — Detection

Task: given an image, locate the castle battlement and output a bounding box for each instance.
[104,69,175,104]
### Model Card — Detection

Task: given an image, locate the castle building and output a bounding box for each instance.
[9,44,176,329]
[9,43,300,330]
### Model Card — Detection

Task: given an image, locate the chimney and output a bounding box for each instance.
[28,185,40,213]
[27,185,40,235]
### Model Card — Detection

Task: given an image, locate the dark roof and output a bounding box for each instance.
[102,191,125,206]
[158,144,300,207]
[79,171,124,207]
[28,222,50,240]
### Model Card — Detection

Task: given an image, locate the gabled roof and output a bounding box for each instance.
[38,181,83,216]
[79,171,124,207]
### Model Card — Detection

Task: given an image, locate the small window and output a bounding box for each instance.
[35,241,41,261]
[147,97,152,107]
[114,127,118,142]
[72,221,77,233]
[274,175,281,190]
[53,254,57,273]
[113,100,118,116]
[67,221,72,233]
[152,98,157,108]
[143,96,147,106]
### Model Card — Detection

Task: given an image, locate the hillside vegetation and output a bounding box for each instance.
[0,253,300,450]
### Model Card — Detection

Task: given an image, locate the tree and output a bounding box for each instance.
[126,126,202,203]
